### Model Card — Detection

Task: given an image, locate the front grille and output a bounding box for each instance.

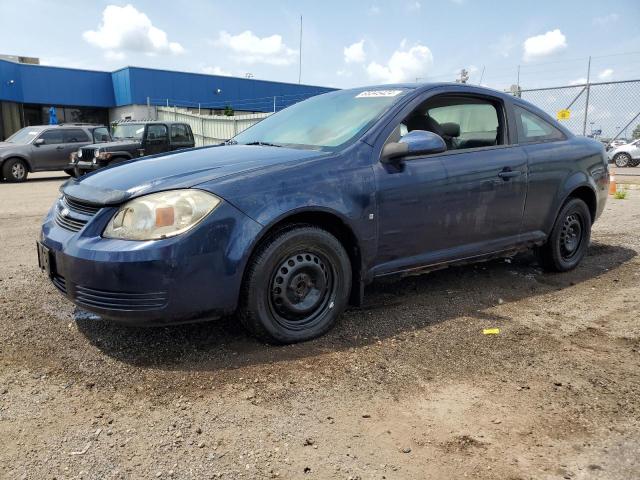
[52,274,67,294]
[54,195,102,233]
[62,196,101,215]
[81,147,96,159]
[74,285,168,311]
[55,211,87,232]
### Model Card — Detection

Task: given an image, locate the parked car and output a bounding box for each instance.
[39,84,609,343]
[0,124,111,182]
[608,139,640,167]
[69,121,195,176]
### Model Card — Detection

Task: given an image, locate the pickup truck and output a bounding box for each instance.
[70,121,195,175]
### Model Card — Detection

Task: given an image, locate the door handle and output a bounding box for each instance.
[498,169,521,180]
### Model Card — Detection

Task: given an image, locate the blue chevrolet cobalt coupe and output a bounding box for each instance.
[39,84,609,343]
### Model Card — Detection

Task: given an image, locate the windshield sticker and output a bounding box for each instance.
[355,90,403,98]
[28,131,38,135]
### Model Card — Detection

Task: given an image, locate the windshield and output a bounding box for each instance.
[112,124,145,140]
[233,88,410,150]
[5,128,41,144]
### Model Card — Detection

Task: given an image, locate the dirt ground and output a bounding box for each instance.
[1,173,639,480]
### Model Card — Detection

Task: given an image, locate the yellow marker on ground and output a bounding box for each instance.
[483,328,500,335]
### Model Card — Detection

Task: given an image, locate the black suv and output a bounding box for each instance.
[0,124,111,182]
[70,121,195,176]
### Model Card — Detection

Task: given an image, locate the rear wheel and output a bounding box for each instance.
[614,153,631,168]
[238,226,351,344]
[2,158,28,182]
[538,198,591,272]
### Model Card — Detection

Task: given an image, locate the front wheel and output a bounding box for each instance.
[537,198,591,272]
[2,158,28,182]
[614,153,631,168]
[238,226,352,344]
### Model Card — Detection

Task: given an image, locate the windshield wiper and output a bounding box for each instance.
[244,141,282,147]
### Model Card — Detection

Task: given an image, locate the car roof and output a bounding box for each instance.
[22,124,104,130]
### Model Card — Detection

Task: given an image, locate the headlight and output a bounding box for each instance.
[103,190,221,240]
[77,148,82,158]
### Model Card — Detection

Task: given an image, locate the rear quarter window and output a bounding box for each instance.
[514,105,566,144]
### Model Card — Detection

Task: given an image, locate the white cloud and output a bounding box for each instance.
[407,1,421,11]
[569,77,587,86]
[366,42,433,83]
[344,40,366,64]
[216,30,297,66]
[83,4,184,58]
[368,5,381,15]
[202,66,232,76]
[336,68,352,77]
[598,68,614,80]
[593,13,619,26]
[522,29,567,61]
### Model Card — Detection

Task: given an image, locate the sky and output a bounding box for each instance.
[0,0,639,92]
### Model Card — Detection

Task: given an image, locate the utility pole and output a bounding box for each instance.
[298,15,302,84]
[582,56,592,136]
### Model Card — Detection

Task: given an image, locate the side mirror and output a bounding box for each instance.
[380,130,446,163]
[34,138,45,146]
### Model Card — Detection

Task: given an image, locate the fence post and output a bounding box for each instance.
[174,105,177,121]
[273,96,276,113]
[200,116,205,146]
[582,56,591,136]
[147,96,151,120]
[198,103,201,116]
[233,118,238,136]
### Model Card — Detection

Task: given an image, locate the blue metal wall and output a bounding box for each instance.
[0,60,115,107]
[0,59,335,113]
[122,67,335,112]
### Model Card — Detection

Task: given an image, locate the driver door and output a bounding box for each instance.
[143,124,169,156]
[31,129,65,170]
[373,93,527,276]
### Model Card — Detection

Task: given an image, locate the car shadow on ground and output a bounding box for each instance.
[75,242,636,371]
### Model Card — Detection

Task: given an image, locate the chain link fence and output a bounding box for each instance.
[515,79,640,141]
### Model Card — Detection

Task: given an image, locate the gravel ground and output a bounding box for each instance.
[1,172,639,479]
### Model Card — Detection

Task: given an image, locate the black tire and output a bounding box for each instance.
[238,225,352,344]
[538,198,591,272]
[630,158,640,168]
[614,153,631,168]
[63,168,77,177]
[2,158,28,182]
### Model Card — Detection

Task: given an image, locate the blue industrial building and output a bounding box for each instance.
[0,58,334,140]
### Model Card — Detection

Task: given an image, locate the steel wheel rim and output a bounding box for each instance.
[12,163,25,179]
[560,212,583,260]
[269,251,334,331]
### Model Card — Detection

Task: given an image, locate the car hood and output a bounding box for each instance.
[82,139,139,150]
[62,144,327,205]
[0,142,21,150]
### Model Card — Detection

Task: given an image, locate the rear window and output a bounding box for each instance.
[63,129,90,143]
[93,127,110,142]
[170,124,192,143]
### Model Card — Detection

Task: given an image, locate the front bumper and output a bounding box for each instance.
[40,198,262,325]
[69,160,101,174]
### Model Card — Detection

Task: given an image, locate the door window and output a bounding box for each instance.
[63,129,90,143]
[39,130,64,145]
[514,106,565,143]
[146,124,168,141]
[386,95,505,151]
[170,124,191,143]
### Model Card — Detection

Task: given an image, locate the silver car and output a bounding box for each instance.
[0,124,111,182]
[609,139,640,168]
